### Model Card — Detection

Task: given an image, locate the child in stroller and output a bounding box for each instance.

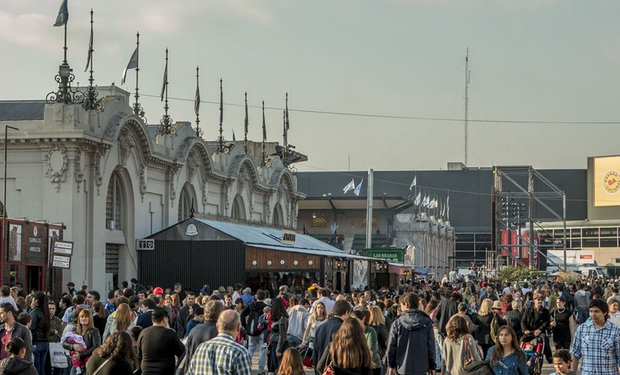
[521,336,544,375]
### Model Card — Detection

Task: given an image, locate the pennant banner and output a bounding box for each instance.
[120,47,138,85]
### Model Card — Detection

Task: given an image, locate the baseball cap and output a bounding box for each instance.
[153,287,164,295]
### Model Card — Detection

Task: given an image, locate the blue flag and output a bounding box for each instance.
[53,0,69,27]
[354,180,363,197]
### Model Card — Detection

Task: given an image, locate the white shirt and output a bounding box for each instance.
[311,296,335,315]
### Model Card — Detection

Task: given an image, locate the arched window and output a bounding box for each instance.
[231,195,246,221]
[106,173,123,230]
[273,203,284,227]
[178,186,192,222]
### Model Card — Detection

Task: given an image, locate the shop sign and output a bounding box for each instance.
[366,249,404,263]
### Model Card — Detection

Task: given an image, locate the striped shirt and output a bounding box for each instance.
[187,333,251,375]
[570,320,620,375]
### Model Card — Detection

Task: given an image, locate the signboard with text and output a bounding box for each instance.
[365,249,404,263]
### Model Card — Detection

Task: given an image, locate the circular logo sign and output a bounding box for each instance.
[603,170,620,194]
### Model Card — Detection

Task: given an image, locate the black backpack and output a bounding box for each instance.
[247,302,263,336]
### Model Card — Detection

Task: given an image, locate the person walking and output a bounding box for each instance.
[186,310,251,375]
[268,297,290,373]
[62,309,101,375]
[240,290,268,375]
[317,318,373,375]
[441,315,482,375]
[352,310,381,375]
[521,294,552,363]
[302,302,327,350]
[386,292,436,375]
[573,285,590,325]
[550,296,574,350]
[29,291,51,375]
[287,299,309,349]
[137,307,185,375]
[312,300,352,374]
[0,304,33,362]
[85,331,137,375]
[178,301,225,375]
[485,326,529,375]
[570,299,620,375]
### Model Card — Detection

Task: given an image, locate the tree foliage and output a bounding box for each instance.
[497,266,535,282]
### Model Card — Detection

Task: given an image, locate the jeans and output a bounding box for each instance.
[33,342,49,375]
[577,307,589,324]
[287,335,302,349]
[248,335,267,374]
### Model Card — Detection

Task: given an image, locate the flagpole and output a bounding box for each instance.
[244,92,248,154]
[216,79,225,153]
[195,66,202,138]
[83,9,101,111]
[63,15,68,64]
[134,32,140,114]
[157,48,175,136]
[261,101,268,166]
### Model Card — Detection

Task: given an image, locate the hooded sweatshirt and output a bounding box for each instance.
[1,357,37,375]
[387,309,436,375]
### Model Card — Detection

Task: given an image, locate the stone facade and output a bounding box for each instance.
[0,86,305,291]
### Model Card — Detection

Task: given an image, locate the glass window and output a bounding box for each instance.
[106,174,122,230]
[601,238,618,247]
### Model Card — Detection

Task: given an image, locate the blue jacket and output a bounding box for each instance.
[312,316,344,367]
[387,309,436,375]
[485,346,529,375]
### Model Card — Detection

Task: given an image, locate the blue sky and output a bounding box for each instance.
[2,0,620,172]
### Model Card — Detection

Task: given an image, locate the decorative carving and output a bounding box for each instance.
[238,167,249,193]
[138,163,148,202]
[264,191,274,222]
[93,146,109,195]
[118,128,136,167]
[186,151,201,183]
[74,147,85,192]
[201,178,208,211]
[248,187,255,215]
[44,145,70,192]
[168,164,182,207]
[221,179,233,216]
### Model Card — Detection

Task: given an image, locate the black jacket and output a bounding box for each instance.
[434,298,459,335]
[312,316,344,367]
[0,357,37,375]
[504,309,523,338]
[177,321,218,375]
[0,323,32,361]
[29,307,48,342]
[62,327,101,361]
[239,301,267,335]
[387,309,436,375]
[521,306,550,334]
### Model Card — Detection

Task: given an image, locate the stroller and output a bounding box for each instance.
[520,336,544,375]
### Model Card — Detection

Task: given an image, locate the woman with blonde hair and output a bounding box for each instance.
[473,298,497,357]
[62,309,101,375]
[302,301,327,348]
[317,318,373,375]
[368,306,389,375]
[441,315,482,375]
[102,303,136,341]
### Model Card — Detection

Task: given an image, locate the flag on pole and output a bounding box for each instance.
[194,68,201,116]
[219,79,224,125]
[285,93,290,131]
[422,195,430,207]
[84,17,93,72]
[120,47,138,85]
[232,131,236,141]
[354,180,363,197]
[53,0,69,27]
[414,192,421,205]
[409,175,417,191]
[244,92,249,135]
[160,51,168,102]
[343,179,356,194]
[447,195,450,220]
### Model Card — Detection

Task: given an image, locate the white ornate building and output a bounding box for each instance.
[0,85,305,291]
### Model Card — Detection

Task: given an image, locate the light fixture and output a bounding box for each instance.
[252,260,257,266]
[280,260,285,265]
[308,260,313,266]
[294,260,299,266]
[267,260,272,266]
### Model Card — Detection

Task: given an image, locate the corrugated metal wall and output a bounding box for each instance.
[139,240,245,291]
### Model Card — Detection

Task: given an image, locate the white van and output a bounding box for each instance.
[580,266,609,279]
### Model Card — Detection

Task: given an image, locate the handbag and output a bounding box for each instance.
[323,363,334,375]
[463,336,494,375]
[49,342,69,369]
[91,358,111,375]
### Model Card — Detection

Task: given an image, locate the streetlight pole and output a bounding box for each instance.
[4,126,18,263]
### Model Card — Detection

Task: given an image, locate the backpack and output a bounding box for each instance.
[247,302,263,336]
[490,314,501,343]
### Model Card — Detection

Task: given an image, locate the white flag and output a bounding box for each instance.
[121,47,138,85]
[409,175,417,191]
[422,195,430,207]
[343,179,355,194]
[414,192,421,205]
[354,180,363,197]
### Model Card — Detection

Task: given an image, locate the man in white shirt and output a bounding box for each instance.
[608,297,620,327]
[0,286,17,311]
[311,288,335,315]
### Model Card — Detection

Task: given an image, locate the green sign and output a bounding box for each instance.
[365,249,404,263]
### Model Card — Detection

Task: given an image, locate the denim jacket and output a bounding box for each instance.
[485,346,529,375]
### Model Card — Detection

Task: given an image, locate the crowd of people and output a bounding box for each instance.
[0,271,619,375]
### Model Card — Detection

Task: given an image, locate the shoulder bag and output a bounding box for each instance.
[91,358,111,375]
[463,336,494,375]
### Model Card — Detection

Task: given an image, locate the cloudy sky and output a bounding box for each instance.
[2,0,620,172]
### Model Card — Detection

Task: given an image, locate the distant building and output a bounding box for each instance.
[0,86,306,292]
